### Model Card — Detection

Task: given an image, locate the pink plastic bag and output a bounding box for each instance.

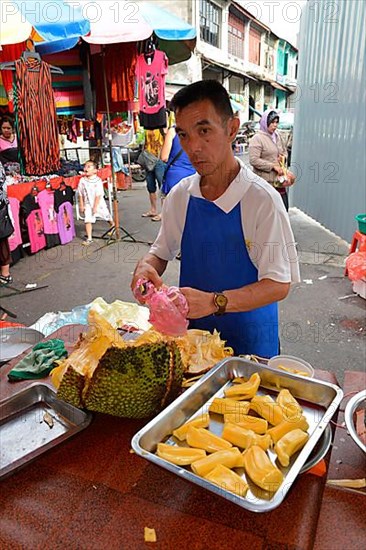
[133,278,189,337]
[346,252,366,281]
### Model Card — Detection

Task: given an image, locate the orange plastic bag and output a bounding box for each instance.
[346,252,366,281]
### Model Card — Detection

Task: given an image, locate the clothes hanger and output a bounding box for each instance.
[31,184,39,196]
[0,50,63,74]
[144,36,156,64]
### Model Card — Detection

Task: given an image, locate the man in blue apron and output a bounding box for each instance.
[132,81,300,358]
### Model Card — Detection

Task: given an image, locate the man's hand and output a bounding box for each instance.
[180,287,215,319]
[131,254,167,300]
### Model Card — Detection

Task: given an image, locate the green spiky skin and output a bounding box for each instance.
[57,366,85,408]
[83,343,184,418]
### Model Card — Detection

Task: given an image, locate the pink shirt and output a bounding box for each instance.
[136,50,168,115]
[0,135,17,151]
[37,190,59,235]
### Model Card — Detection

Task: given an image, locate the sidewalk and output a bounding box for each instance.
[1,184,364,383]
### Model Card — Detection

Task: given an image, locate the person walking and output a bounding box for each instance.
[0,161,12,285]
[249,110,295,211]
[77,160,114,245]
[141,128,169,221]
[131,81,300,358]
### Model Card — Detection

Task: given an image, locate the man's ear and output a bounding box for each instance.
[227,116,240,141]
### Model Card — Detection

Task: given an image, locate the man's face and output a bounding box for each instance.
[175,99,238,176]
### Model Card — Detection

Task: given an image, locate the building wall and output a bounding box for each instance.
[292,0,366,241]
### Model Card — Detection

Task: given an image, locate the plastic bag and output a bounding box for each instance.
[133,279,189,337]
[346,252,366,281]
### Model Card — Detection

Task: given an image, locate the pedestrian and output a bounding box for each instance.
[160,127,196,198]
[0,161,12,285]
[131,80,300,358]
[77,160,114,245]
[141,128,169,221]
[249,110,295,211]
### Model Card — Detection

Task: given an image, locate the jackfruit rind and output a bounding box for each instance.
[83,342,183,418]
[57,366,85,409]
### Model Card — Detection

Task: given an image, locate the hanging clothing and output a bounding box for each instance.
[7,197,22,252]
[54,186,75,245]
[37,189,61,248]
[21,194,46,254]
[0,42,27,112]
[105,43,137,103]
[136,50,168,129]
[15,58,60,175]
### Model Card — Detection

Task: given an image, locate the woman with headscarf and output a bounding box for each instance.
[249,110,295,211]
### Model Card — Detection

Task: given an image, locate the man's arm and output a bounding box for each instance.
[131,253,168,293]
[180,279,290,319]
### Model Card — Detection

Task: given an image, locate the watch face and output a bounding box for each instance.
[216,294,227,307]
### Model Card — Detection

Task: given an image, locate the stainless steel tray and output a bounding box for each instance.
[344,390,366,454]
[132,357,343,513]
[0,327,44,363]
[0,383,92,479]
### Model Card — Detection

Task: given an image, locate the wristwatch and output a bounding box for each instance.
[213,292,228,315]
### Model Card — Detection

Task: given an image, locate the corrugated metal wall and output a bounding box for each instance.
[291,0,366,242]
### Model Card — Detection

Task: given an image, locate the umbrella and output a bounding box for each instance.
[81,0,196,65]
[0,0,90,47]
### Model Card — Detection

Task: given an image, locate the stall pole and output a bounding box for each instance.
[101,47,136,242]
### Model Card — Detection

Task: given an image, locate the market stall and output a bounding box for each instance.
[0,321,364,548]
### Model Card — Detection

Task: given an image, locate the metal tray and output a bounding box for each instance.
[0,383,92,479]
[344,390,366,454]
[0,327,44,363]
[132,357,343,513]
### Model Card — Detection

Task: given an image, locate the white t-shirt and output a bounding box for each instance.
[150,159,300,284]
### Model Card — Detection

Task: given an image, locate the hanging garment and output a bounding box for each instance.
[135,50,168,129]
[37,189,61,248]
[7,197,22,252]
[15,58,60,175]
[54,186,75,245]
[43,50,85,117]
[0,42,27,112]
[21,193,46,254]
[105,43,137,103]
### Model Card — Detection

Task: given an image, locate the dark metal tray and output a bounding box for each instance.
[0,383,92,479]
[132,357,343,513]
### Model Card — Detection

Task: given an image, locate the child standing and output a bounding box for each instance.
[78,160,114,245]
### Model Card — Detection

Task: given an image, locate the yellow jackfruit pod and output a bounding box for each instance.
[267,415,309,444]
[276,389,303,420]
[191,447,241,477]
[157,443,206,465]
[242,445,284,493]
[186,427,232,453]
[208,397,250,416]
[250,395,284,425]
[221,423,272,451]
[172,413,210,441]
[223,413,268,434]
[205,464,249,497]
[274,429,309,467]
[224,372,261,400]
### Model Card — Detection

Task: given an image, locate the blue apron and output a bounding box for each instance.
[180,196,279,357]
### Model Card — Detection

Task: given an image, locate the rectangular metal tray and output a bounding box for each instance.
[0,383,92,480]
[132,358,343,513]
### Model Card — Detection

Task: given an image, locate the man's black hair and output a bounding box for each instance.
[171,80,234,120]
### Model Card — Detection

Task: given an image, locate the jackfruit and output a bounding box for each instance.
[82,343,183,418]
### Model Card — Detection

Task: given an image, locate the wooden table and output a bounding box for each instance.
[0,325,354,550]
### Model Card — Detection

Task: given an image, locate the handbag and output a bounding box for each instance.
[0,200,14,239]
[137,150,159,172]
